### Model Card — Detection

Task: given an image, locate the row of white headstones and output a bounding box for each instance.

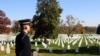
[34,34,100,53]
[0,34,100,54]
[0,41,15,54]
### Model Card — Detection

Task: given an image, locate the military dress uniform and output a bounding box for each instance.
[15,19,31,56]
[96,24,100,34]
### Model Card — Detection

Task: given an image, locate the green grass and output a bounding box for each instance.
[0,35,100,56]
[0,49,15,56]
[0,45,100,56]
[38,53,98,56]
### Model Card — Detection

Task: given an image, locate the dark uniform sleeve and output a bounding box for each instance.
[15,36,18,56]
[22,35,31,56]
[15,34,22,56]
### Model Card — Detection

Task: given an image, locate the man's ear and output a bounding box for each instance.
[24,26,27,29]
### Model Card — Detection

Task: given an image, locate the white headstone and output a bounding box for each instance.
[42,39,44,41]
[85,37,88,46]
[35,42,38,47]
[48,41,51,45]
[58,39,60,46]
[0,43,1,48]
[61,42,64,48]
[49,47,53,53]
[33,51,38,56]
[3,42,6,45]
[87,45,89,48]
[36,47,39,52]
[11,42,14,47]
[97,40,99,44]
[78,37,83,47]
[99,42,100,45]
[67,44,70,50]
[62,48,66,53]
[38,38,40,41]
[75,47,79,52]
[88,38,93,44]
[72,38,80,46]
[6,43,10,54]
[93,39,96,42]
[55,39,58,44]
[42,42,47,48]
[1,45,4,51]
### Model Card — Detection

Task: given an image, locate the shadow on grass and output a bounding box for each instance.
[31,46,100,55]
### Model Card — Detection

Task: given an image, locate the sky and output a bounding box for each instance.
[0,0,100,27]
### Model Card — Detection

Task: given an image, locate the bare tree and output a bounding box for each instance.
[12,21,20,34]
[65,15,77,36]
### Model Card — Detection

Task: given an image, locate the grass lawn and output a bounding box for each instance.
[0,36,100,56]
[0,48,100,56]
[0,49,15,56]
[0,46,100,56]
[38,53,99,56]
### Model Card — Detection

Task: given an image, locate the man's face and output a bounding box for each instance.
[27,25,31,32]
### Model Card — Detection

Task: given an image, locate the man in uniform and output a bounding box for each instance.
[96,24,100,34]
[15,19,31,56]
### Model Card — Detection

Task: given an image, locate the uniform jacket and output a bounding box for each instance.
[15,31,31,56]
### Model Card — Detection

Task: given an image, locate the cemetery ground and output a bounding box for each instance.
[0,44,100,56]
[0,34,100,56]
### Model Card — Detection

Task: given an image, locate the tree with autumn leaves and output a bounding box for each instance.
[73,22,85,34]
[0,10,12,34]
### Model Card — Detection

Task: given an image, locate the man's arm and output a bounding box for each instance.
[22,36,31,56]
